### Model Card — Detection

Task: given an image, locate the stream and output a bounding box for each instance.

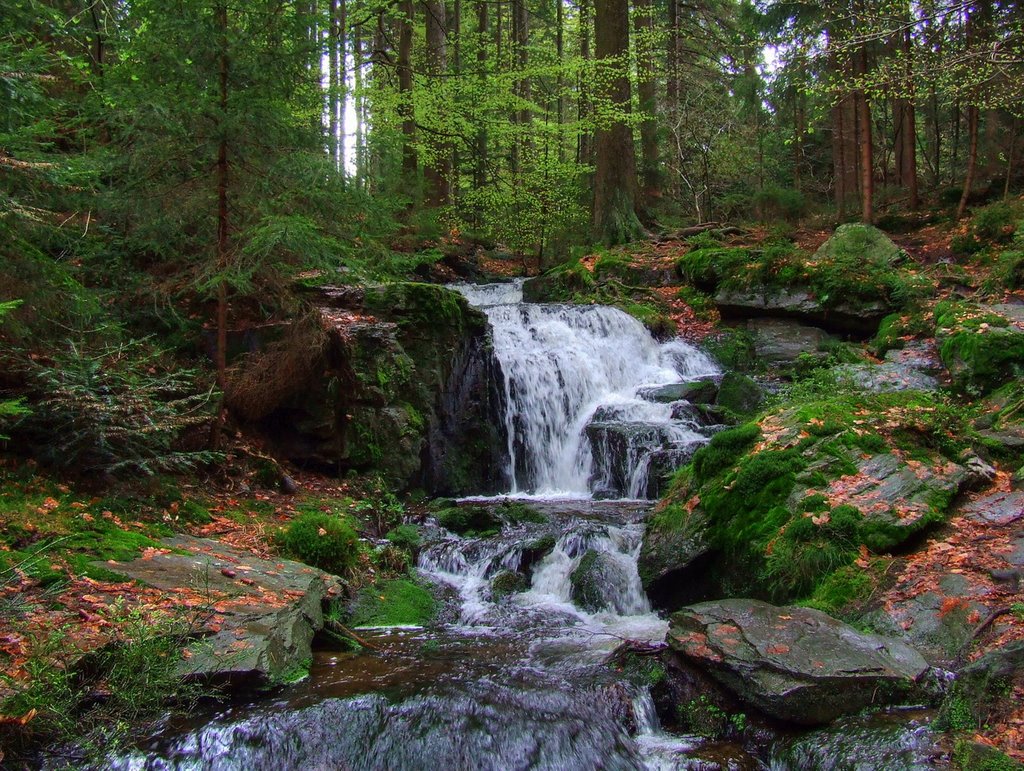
[101,283,938,770]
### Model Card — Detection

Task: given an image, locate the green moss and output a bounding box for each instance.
[702,328,759,373]
[676,247,751,290]
[690,423,761,480]
[802,564,874,616]
[496,501,547,526]
[385,523,421,551]
[569,550,605,612]
[951,739,1022,771]
[715,373,763,416]
[349,578,436,627]
[490,570,530,599]
[435,505,501,537]
[281,511,360,574]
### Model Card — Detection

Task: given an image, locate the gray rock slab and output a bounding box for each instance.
[105,535,333,686]
[669,599,928,725]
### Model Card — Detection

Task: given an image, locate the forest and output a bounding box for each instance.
[2,0,1024,767]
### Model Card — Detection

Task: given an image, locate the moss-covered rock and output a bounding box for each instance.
[434,504,502,537]
[522,257,677,336]
[349,577,436,627]
[935,301,1024,396]
[714,373,763,415]
[490,570,530,600]
[669,599,928,725]
[699,227,926,336]
[641,391,978,609]
[239,282,506,494]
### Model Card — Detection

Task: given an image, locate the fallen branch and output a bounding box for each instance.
[954,605,1012,667]
[324,617,382,651]
[604,638,668,666]
[653,222,748,242]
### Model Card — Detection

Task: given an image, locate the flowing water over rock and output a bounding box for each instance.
[99,284,812,770]
[106,501,723,770]
[453,281,720,498]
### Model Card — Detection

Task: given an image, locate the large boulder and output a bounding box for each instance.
[640,391,976,611]
[863,489,1023,665]
[713,225,912,336]
[106,535,337,687]
[668,599,928,725]
[233,283,507,494]
[935,300,1024,396]
[834,341,943,393]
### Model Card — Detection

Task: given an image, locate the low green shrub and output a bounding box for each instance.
[282,512,360,574]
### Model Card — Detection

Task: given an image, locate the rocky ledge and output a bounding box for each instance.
[106,535,339,687]
[669,599,929,725]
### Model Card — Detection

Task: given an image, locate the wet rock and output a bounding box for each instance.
[769,710,943,770]
[960,451,997,490]
[862,575,994,666]
[962,490,1024,526]
[668,599,928,725]
[935,301,1024,395]
[834,343,943,393]
[569,550,638,614]
[490,570,530,600]
[638,509,710,599]
[242,282,506,494]
[105,535,333,687]
[714,373,762,415]
[586,421,692,498]
[745,318,830,364]
[638,379,719,405]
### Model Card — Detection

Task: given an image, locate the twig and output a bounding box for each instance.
[324,618,382,651]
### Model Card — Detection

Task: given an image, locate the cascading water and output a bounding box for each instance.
[102,282,743,771]
[454,281,720,498]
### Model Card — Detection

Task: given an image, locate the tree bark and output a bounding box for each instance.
[423,0,450,205]
[634,0,659,204]
[577,0,593,166]
[474,0,488,191]
[212,0,231,451]
[329,0,340,169]
[398,0,417,195]
[957,105,979,219]
[857,45,873,223]
[592,0,643,243]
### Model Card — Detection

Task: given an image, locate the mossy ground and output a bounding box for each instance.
[348,577,436,627]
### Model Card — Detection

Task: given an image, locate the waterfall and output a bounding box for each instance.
[454,280,720,498]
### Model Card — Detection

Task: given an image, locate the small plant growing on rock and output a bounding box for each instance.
[282,512,359,574]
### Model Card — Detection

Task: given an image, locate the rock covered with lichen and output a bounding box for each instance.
[640,389,981,612]
[668,599,928,725]
[227,282,507,494]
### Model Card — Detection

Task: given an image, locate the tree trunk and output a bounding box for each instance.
[556,0,565,162]
[474,0,488,191]
[398,0,417,195]
[423,0,450,205]
[633,0,659,205]
[510,0,529,172]
[592,0,643,244]
[901,27,918,208]
[857,46,873,223]
[354,22,364,188]
[329,0,340,169]
[212,0,231,451]
[577,0,593,166]
[957,105,979,219]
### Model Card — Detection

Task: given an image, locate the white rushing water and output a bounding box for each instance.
[454,280,720,498]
